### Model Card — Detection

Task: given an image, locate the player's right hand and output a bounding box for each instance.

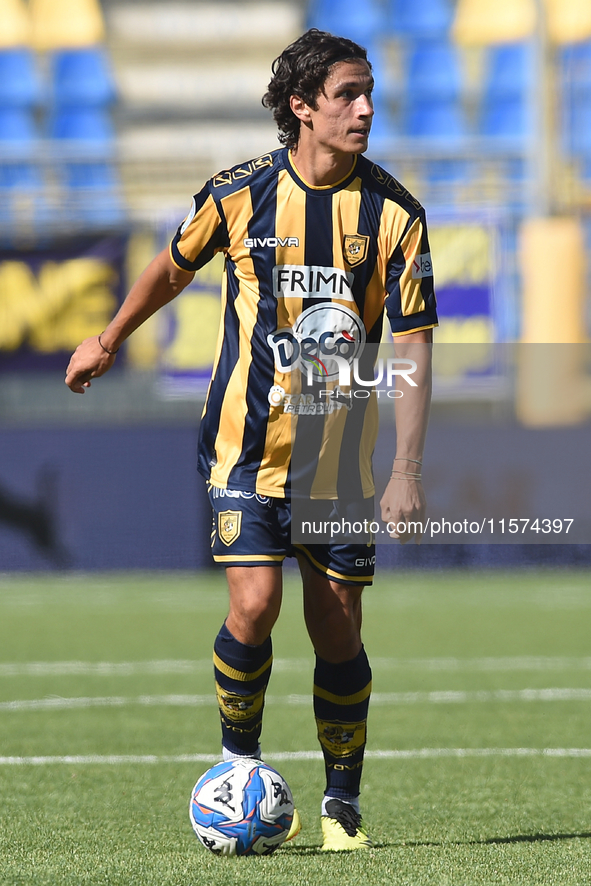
[65,335,118,394]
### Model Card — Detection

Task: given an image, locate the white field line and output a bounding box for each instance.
[2,748,591,766]
[3,688,591,712]
[3,657,591,677]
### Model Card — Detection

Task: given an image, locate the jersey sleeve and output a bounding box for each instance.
[170,182,228,272]
[384,208,438,336]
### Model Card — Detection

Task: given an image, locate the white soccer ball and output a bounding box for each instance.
[189,758,294,856]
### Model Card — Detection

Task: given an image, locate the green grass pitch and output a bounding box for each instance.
[1,568,591,885]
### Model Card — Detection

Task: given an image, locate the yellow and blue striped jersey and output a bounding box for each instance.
[170,147,437,498]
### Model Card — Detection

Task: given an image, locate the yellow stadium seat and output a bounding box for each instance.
[516,217,590,427]
[30,0,105,51]
[0,0,31,48]
[453,0,536,45]
[546,0,591,44]
[454,0,591,46]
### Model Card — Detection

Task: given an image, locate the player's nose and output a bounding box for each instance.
[357,94,374,118]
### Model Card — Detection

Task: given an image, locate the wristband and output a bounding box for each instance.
[98,334,119,355]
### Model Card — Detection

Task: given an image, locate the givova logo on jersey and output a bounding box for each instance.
[267,302,366,382]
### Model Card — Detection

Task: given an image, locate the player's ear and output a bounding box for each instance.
[290,94,311,123]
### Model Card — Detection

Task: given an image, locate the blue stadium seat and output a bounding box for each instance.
[479,96,533,142]
[559,43,591,158]
[564,96,591,156]
[306,0,384,43]
[50,47,116,108]
[479,44,534,145]
[402,97,468,144]
[389,0,453,38]
[369,100,398,140]
[0,107,42,231]
[482,43,534,99]
[0,108,37,143]
[0,161,40,189]
[63,161,118,190]
[424,159,470,184]
[48,107,115,150]
[0,49,41,108]
[405,40,462,100]
[559,41,591,96]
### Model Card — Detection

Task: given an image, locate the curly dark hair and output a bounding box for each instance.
[262,29,371,150]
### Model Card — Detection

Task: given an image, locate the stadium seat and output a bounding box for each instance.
[0,49,41,108]
[369,100,397,140]
[0,105,41,231]
[48,107,115,149]
[563,95,591,156]
[482,43,534,100]
[50,48,116,108]
[30,0,105,51]
[306,0,385,43]
[0,0,31,48]
[479,43,534,144]
[559,42,591,158]
[0,107,37,143]
[63,161,119,190]
[452,0,536,45]
[405,40,462,101]
[559,40,591,95]
[402,97,468,144]
[389,0,453,38]
[424,159,470,184]
[479,95,533,142]
[0,161,39,189]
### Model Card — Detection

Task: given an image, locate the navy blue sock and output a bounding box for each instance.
[213,622,273,756]
[313,647,372,800]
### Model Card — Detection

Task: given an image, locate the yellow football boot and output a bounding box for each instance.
[284,807,302,842]
[320,799,372,851]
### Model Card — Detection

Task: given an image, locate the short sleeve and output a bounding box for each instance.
[384,210,438,336]
[170,182,228,272]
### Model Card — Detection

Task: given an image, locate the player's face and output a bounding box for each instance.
[308,60,374,155]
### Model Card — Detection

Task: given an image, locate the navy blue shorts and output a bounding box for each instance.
[208,486,375,586]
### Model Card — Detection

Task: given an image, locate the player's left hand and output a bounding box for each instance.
[379,477,426,544]
[65,335,117,394]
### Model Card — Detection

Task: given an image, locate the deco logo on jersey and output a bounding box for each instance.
[343,234,369,267]
[218,510,242,546]
[267,302,366,382]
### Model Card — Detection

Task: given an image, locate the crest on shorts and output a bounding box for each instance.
[343,234,369,267]
[218,510,242,546]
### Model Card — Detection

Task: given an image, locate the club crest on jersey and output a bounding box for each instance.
[218,510,242,546]
[343,234,369,267]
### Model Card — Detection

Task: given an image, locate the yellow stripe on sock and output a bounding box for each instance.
[213,651,273,683]
[313,681,372,706]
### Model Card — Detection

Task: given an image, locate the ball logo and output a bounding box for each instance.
[267,303,366,381]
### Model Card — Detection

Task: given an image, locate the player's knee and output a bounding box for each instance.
[227,598,280,645]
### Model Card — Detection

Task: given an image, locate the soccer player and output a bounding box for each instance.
[65,29,437,851]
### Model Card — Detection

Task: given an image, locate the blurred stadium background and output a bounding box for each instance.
[1,0,591,571]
